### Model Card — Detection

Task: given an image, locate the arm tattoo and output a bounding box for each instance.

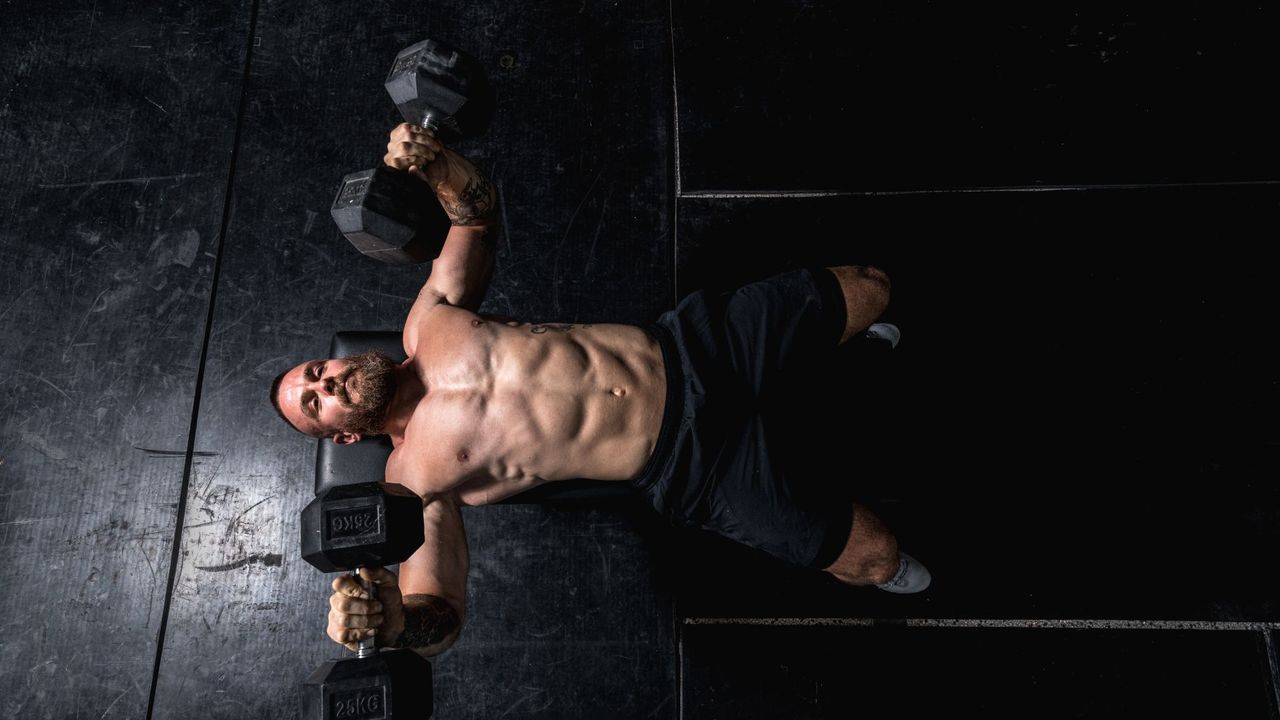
[444,175,495,227]
[530,323,592,334]
[394,594,461,651]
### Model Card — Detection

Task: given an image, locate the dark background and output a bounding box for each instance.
[1,1,1277,718]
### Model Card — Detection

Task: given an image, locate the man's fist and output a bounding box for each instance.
[326,566,406,651]
[383,123,446,185]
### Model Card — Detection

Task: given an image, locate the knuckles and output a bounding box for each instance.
[330,593,367,613]
[387,126,441,151]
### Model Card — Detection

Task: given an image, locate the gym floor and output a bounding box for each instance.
[2,2,1278,718]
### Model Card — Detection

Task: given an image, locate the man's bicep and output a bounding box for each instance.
[420,224,495,312]
[397,494,469,618]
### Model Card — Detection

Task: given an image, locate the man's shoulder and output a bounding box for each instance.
[407,298,481,340]
[404,302,482,356]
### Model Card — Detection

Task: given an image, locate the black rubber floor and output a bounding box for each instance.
[1,2,1276,719]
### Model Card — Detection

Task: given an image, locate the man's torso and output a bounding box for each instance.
[385,304,667,505]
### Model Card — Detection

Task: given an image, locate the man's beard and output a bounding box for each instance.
[335,350,398,436]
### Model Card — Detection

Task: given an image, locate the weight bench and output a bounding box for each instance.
[313,331,639,503]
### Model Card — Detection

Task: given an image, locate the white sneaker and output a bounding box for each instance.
[876,552,931,594]
[865,323,901,349]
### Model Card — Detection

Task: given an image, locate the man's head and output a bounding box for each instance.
[270,350,399,443]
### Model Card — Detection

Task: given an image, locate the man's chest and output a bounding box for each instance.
[385,394,495,497]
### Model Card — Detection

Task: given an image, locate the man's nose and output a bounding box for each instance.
[310,376,337,395]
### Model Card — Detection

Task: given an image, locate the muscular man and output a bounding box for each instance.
[270,124,931,658]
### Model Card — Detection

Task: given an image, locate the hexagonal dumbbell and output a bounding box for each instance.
[330,37,494,265]
[299,482,433,720]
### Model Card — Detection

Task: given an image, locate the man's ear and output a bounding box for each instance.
[332,432,363,445]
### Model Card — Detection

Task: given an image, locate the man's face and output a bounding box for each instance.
[276,350,398,442]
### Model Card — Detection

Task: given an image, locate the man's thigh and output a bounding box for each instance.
[717,267,848,397]
[698,411,853,570]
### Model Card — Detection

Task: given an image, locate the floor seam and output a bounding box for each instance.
[684,617,1280,631]
[679,179,1280,199]
[143,1,261,717]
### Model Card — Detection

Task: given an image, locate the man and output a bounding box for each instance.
[271,124,931,658]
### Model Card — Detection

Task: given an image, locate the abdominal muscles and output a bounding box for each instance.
[467,322,658,492]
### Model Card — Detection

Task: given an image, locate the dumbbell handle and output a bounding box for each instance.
[353,569,376,659]
[418,112,441,134]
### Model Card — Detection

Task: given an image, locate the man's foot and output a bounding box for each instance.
[865,323,900,349]
[875,552,931,594]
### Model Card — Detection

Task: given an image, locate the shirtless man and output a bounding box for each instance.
[271,124,932,658]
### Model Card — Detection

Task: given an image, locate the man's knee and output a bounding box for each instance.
[825,265,890,343]
[832,538,900,586]
[824,503,900,585]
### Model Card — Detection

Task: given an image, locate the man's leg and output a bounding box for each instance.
[824,503,902,585]
[824,265,891,346]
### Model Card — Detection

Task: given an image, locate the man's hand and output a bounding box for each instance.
[327,566,406,651]
[382,123,494,228]
[383,123,446,186]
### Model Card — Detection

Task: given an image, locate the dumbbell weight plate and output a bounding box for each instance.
[302,650,433,720]
[385,38,495,143]
[329,167,450,266]
[300,481,425,573]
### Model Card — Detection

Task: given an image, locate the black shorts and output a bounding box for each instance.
[630,267,853,569]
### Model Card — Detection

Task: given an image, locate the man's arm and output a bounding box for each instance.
[394,493,469,656]
[384,123,499,354]
[326,493,469,657]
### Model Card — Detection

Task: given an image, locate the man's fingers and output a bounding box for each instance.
[405,151,436,164]
[389,122,416,141]
[332,627,376,652]
[386,154,434,171]
[385,153,420,170]
[396,139,439,155]
[393,140,436,158]
[384,140,435,163]
[341,612,384,629]
[329,593,384,614]
[389,124,442,151]
[329,625,375,642]
[406,123,438,140]
[404,123,441,147]
[331,575,371,600]
[359,566,399,587]
[391,122,431,139]
[327,569,396,651]
[348,628,376,642]
[412,132,442,152]
[328,608,378,633]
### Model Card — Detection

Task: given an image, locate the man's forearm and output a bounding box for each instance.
[431,148,496,227]
[412,147,498,312]
[394,593,463,656]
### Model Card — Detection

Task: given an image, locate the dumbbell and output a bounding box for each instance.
[299,482,433,720]
[330,38,495,265]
